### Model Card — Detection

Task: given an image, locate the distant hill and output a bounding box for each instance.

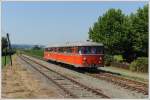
[12,44,45,49]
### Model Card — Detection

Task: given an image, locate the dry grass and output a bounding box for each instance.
[2,54,61,98]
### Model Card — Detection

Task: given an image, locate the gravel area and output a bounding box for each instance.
[22,56,109,98]
[2,55,67,98]
[23,54,148,99]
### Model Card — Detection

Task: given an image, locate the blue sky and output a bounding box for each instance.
[2,1,148,45]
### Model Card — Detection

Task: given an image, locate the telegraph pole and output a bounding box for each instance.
[4,47,7,66]
[7,33,12,66]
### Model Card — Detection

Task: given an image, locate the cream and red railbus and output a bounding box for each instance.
[44,41,104,68]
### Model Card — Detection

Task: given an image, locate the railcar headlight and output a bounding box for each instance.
[83,57,87,60]
[99,57,102,60]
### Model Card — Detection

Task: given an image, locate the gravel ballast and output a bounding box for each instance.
[23,54,148,99]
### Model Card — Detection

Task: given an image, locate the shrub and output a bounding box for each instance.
[129,60,137,71]
[129,57,148,73]
[104,54,113,66]
[113,55,123,63]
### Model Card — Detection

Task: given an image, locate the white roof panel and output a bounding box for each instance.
[46,41,103,48]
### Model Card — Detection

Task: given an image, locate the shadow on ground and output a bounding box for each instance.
[47,60,121,76]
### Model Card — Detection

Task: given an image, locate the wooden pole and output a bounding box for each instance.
[7,33,12,66]
[4,48,7,66]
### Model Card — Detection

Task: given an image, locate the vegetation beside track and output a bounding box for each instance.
[2,56,10,67]
[22,49,44,59]
[21,49,148,82]
[88,5,148,73]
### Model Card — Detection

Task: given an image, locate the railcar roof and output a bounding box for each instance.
[46,41,103,48]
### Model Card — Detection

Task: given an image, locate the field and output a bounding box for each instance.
[22,49,44,58]
[2,56,10,67]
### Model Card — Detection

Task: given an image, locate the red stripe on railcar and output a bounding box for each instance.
[44,52,103,68]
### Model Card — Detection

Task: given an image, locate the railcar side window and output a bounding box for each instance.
[48,48,52,52]
[63,47,66,53]
[91,47,96,54]
[53,48,57,52]
[66,47,72,53]
[59,47,64,53]
[78,47,88,54]
[45,48,48,51]
[52,48,54,52]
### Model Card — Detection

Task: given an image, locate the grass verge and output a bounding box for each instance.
[22,49,44,59]
[2,56,10,68]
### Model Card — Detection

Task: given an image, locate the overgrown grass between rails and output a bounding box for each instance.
[2,56,10,68]
[23,49,44,59]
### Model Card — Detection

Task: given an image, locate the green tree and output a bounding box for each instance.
[32,45,41,50]
[131,4,148,57]
[89,9,127,54]
[88,5,148,62]
[2,37,8,53]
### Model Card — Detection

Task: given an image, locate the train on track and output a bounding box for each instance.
[44,41,104,68]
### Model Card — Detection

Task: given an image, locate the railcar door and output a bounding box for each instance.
[73,47,79,67]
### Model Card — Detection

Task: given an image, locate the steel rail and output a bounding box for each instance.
[88,73,148,95]
[20,53,148,95]
[20,55,110,98]
[19,55,78,98]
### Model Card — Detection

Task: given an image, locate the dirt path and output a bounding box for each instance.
[2,55,64,98]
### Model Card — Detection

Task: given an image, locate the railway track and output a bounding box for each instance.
[20,54,148,95]
[19,55,110,98]
[87,73,148,95]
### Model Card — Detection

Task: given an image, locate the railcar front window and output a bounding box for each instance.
[78,46,103,54]
[96,46,104,54]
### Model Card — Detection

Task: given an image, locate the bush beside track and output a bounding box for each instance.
[129,57,148,73]
[104,55,148,73]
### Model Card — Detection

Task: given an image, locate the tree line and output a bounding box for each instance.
[88,4,148,62]
[2,36,15,56]
[2,37,8,56]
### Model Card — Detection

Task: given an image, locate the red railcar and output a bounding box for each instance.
[44,41,104,68]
